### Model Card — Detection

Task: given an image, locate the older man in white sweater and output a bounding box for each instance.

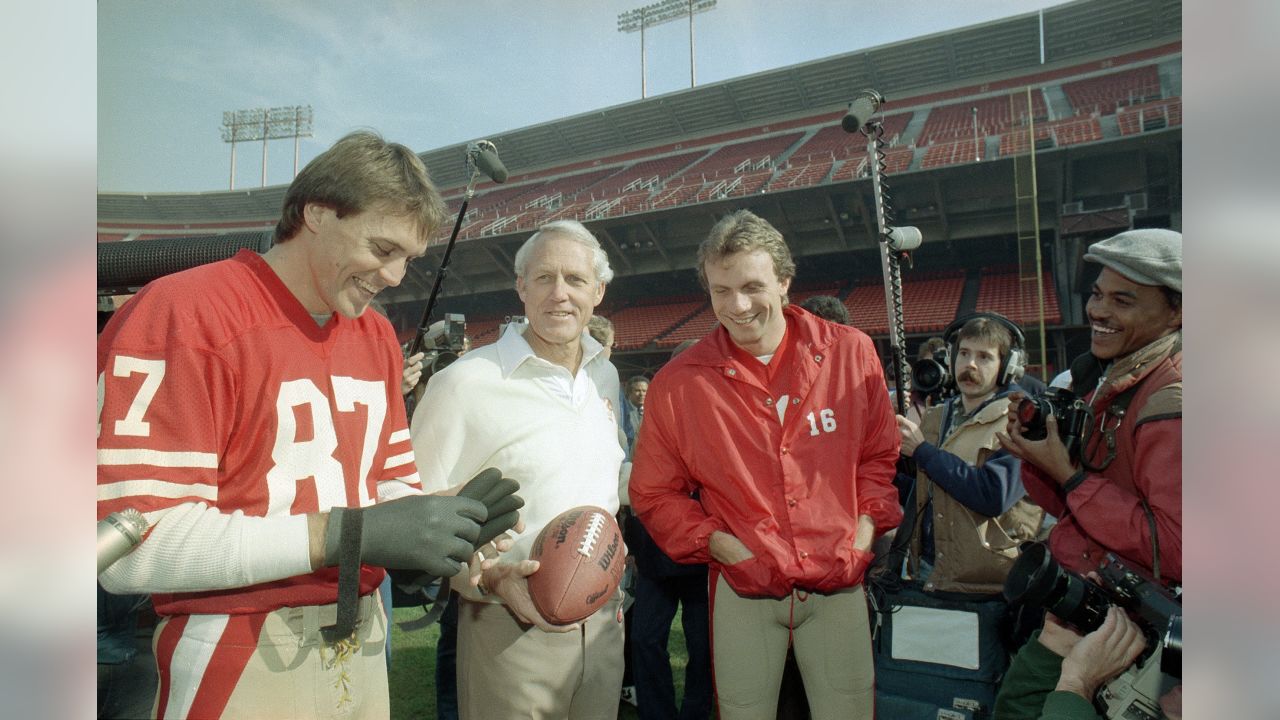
[411,219,627,720]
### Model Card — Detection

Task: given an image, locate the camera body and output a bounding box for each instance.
[1015,387,1091,461]
[420,313,467,374]
[1004,543,1181,719]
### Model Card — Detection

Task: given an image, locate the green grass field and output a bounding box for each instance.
[388,606,692,720]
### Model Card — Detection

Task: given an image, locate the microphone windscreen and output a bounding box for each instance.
[841,90,884,134]
[886,226,923,251]
[474,148,508,184]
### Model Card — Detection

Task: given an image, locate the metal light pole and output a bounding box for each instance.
[618,0,718,99]
[221,105,314,189]
[972,106,981,161]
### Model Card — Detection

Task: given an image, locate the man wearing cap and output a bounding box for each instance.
[999,228,1182,586]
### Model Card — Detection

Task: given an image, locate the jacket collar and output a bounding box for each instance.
[945,385,1015,431]
[677,305,839,370]
[1070,331,1181,403]
[494,320,605,378]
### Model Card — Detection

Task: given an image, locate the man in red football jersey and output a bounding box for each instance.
[97,131,515,719]
[630,210,902,719]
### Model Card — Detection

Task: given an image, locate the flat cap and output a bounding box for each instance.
[1084,228,1182,292]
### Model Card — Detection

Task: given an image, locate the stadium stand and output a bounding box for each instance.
[1061,64,1162,115]
[973,268,1063,326]
[921,138,984,169]
[787,113,913,165]
[998,115,1103,156]
[1116,97,1181,135]
[655,304,720,348]
[917,91,1049,146]
[99,0,1181,383]
[674,132,805,183]
[841,271,965,335]
[608,296,708,351]
[765,159,834,192]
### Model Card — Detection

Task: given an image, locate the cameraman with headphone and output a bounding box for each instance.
[884,313,1045,715]
[896,313,1044,596]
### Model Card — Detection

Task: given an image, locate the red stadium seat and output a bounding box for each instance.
[1061,65,1161,116]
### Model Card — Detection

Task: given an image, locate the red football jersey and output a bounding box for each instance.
[97,250,419,615]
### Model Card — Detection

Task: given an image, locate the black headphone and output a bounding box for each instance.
[942,312,1026,387]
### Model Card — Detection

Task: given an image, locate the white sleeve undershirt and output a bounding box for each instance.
[97,502,312,595]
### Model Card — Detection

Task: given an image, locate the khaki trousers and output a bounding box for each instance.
[711,575,874,720]
[457,593,625,720]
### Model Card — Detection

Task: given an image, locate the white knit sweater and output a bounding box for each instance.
[410,325,625,601]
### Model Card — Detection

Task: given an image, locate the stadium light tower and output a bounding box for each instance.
[618,0,717,98]
[220,105,314,189]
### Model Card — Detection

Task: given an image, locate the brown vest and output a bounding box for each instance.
[908,396,1044,594]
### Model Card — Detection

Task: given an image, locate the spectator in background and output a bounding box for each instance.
[587,315,630,455]
[410,219,626,719]
[623,375,650,453]
[401,333,476,720]
[586,314,642,710]
[798,294,849,325]
[630,209,901,718]
[628,339,713,720]
[97,131,500,718]
[587,314,617,358]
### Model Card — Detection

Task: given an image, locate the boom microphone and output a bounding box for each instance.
[467,140,508,184]
[98,509,148,575]
[841,89,885,133]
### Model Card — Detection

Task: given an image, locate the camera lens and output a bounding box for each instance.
[1016,397,1049,440]
[911,358,946,394]
[1003,543,1110,633]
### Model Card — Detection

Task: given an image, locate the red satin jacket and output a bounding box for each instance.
[630,306,902,598]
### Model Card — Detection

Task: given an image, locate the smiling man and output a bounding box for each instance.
[888,313,1045,715]
[410,219,627,720]
[896,313,1044,595]
[96,131,514,719]
[629,209,902,719]
[999,228,1183,585]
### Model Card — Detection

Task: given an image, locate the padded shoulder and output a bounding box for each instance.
[1136,382,1181,425]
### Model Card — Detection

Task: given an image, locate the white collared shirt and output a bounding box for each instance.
[494,320,607,410]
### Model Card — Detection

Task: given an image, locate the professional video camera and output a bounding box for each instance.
[1014,387,1091,462]
[910,346,951,398]
[418,313,467,375]
[1004,543,1181,719]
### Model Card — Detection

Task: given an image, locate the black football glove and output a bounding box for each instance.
[324,493,485,578]
[456,467,523,547]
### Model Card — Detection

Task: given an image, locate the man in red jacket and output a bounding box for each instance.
[629,209,902,719]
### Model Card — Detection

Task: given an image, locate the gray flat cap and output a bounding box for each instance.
[1084,229,1182,292]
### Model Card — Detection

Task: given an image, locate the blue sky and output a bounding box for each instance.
[99,0,1065,193]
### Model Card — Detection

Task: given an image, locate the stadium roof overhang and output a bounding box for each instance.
[98,0,1179,224]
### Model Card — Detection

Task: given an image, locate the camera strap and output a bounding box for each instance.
[1082,383,1166,583]
[1081,382,1141,473]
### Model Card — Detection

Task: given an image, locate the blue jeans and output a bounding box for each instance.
[436,591,459,720]
[631,568,713,720]
[97,583,147,664]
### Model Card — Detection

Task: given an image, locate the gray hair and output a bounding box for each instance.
[513,219,615,285]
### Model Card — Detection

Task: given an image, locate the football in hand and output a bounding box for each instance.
[527,505,625,625]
